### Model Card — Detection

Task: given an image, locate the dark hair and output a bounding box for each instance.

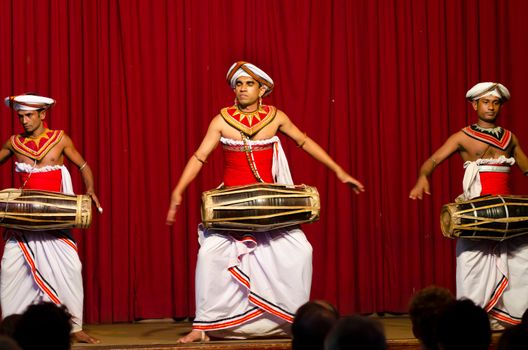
[292,301,339,350]
[324,315,386,350]
[408,286,455,350]
[0,314,22,337]
[437,299,491,350]
[13,302,72,350]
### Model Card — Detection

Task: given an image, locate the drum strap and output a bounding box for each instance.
[240,132,264,183]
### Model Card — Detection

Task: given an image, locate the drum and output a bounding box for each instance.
[201,183,320,232]
[440,195,528,241]
[0,188,92,230]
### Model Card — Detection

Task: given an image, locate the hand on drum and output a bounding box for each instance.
[87,192,103,214]
[166,192,182,226]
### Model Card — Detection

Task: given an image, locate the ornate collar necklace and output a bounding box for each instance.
[462,124,511,150]
[472,124,503,137]
[11,128,64,160]
[220,104,277,137]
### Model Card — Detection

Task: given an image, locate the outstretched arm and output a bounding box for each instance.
[62,135,102,211]
[512,134,528,175]
[278,111,364,194]
[0,141,13,165]
[166,116,223,225]
[409,132,461,200]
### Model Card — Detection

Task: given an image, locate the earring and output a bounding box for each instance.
[234,97,238,107]
[258,97,262,108]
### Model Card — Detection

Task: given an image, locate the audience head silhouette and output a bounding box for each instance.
[437,299,491,350]
[324,315,386,350]
[13,302,72,350]
[292,300,339,350]
[409,285,455,350]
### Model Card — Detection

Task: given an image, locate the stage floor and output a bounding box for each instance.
[72,315,501,350]
[72,316,420,350]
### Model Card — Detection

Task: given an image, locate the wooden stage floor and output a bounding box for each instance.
[71,315,501,350]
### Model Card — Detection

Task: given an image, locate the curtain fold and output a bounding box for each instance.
[0,0,527,323]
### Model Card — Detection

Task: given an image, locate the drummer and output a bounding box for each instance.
[409,82,528,330]
[166,61,364,343]
[0,93,101,343]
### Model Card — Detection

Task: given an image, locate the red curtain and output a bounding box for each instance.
[1,0,528,323]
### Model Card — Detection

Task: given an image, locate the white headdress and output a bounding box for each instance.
[226,61,274,97]
[4,94,56,111]
[466,82,510,102]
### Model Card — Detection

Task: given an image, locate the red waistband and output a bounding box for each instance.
[479,172,510,196]
[18,170,62,192]
[223,148,274,186]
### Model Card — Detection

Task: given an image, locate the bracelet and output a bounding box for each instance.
[430,158,437,169]
[194,153,206,164]
[297,133,308,149]
[79,162,88,171]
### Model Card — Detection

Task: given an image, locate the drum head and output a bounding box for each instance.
[440,205,457,238]
[0,188,22,201]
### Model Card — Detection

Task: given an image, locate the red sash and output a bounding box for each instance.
[479,172,510,196]
[223,147,274,186]
[19,170,62,192]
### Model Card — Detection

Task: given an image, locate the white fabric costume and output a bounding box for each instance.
[192,137,312,338]
[456,156,528,325]
[0,163,84,332]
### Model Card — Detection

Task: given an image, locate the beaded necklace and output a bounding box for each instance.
[240,131,264,183]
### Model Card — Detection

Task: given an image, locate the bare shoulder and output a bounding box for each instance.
[510,132,520,145]
[59,133,74,147]
[274,108,291,126]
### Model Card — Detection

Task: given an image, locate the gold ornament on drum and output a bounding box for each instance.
[0,188,92,231]
[201,183,320,232]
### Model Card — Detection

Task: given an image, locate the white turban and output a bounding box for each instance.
[226,61,274,97]
[4,94,56,111]
[466,82,510,102]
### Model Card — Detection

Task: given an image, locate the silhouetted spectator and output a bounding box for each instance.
[408,286,455,350]
[325,315,386,350]
[0,335,21,350]
[13,302,72,350]
[437,299,491,350]
[0,315,21,337]
[292,300,339,350]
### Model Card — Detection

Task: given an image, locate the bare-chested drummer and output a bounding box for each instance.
[0,93,101,343]
[166,61,364,343]
[409,82,528,330]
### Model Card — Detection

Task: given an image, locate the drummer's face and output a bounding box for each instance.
[473,95,502,124]
[234,77,265,109]
[17,110,45,134]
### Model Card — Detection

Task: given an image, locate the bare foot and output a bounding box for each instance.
[72,330,101,344]
[177,330,210,343]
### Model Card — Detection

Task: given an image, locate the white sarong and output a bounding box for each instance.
[457,157,528,325]
[0,164,84,332]
[192,137,313,338]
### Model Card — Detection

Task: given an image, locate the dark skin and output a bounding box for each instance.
[167,76,365,343]
[409,96,528,199]
[0,108,101,344]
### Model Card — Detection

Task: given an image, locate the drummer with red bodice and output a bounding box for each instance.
[410,82,528,330]
[0,94,101,343]
[166,61,364,343]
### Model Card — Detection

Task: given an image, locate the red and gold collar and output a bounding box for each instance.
[462,124,512,150]
[11,129,64,160]
[220,105,277,136]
